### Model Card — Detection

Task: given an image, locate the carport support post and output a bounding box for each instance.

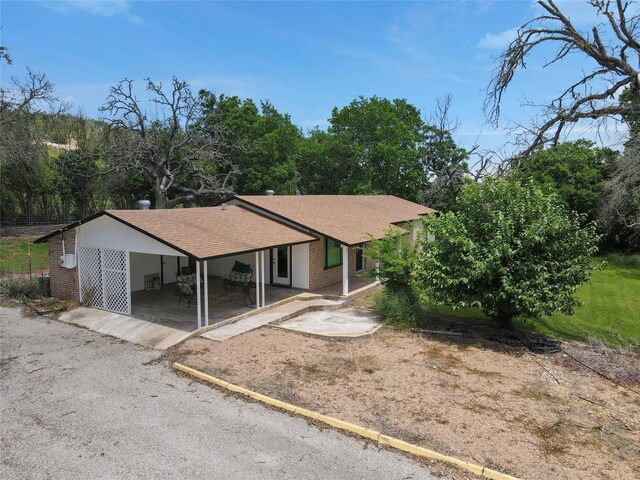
[342,245,349,296]
[375,259,380,282]
[203,261,209,327]
[196,260,201,329]
[255,251,261,309]
[260,250,265,307]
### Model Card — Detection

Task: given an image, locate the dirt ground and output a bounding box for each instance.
[168,311,640,480]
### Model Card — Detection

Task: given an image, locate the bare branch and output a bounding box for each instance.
[599,133,640,244]
[99,77,237,208]
[485,0,640,156]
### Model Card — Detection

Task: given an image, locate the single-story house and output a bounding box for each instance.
[35,195,434,328]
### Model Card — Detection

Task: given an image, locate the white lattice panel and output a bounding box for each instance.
[78,246,130,314]
[103,249,129,314]
[78,246,104,309]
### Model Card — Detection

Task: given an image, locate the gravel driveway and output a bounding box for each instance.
[0,307,439,480]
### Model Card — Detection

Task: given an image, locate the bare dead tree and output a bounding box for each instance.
[486,0,640,158]
[0,68,68,133]
[99,77,238,209]
[419,95,474,210]
[599,133,640,245]
[0,68,70,224]
[0,67,69,173]
[0,45,11,65]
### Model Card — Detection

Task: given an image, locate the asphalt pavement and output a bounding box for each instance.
[0,307,440,480]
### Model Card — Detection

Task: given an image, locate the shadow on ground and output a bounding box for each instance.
[415,313,563,355]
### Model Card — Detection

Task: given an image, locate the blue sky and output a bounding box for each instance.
[1,1,628,153]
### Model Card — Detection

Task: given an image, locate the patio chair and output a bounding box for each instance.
[175,273,197,297]
[177,282,195,307]
[222,261,253,291]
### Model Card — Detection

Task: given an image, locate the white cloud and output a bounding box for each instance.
[477,28,518,49]
[40,1,142,24]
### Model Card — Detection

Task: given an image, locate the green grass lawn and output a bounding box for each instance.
[421,255,640,347]
[0,235,49,276]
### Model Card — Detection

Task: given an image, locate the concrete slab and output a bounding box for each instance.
[200,298,344,342]
[131,280,298,331]
[58,307,190,350]
[278,308,381,337]
[201,311,285,341]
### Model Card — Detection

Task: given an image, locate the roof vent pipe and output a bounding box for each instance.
[137,199,151,210]
[264,189,275,196]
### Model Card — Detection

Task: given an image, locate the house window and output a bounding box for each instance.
[355,247,365,272]
[325,238,342,269]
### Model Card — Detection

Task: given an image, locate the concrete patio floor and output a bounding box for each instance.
[200,296,344,342]
[131,278,299,332]
[58,278,301,350]
[56,277,379,350]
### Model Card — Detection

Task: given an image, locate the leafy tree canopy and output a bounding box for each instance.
[415,177,600,327]
[297,95,469,209]
[510,140,616,221]
[327,96,427,200]
[199,92,301,195]
[296,127,365,195]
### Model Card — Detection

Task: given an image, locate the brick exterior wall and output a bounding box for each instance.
[48,228,80,302]
[365,255,377,271]
[308,236,361,291]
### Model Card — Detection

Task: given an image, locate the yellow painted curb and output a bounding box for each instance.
[317,414,381,442]
[172,362,522,480]
[379,435,485,476]
[245,390,298,413]
[173,363,230,389]
[294,406,322,420]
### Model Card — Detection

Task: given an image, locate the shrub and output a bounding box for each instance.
[416,178,601,327]
[362,230,417,292]
[373,287,422,328]
[0,276,40,302]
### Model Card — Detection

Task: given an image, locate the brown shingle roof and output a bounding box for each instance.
[235,195,435,245]
[35,205,317,260]
[106,205,316,260]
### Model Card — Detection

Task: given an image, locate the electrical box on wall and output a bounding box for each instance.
[59,254,76,269]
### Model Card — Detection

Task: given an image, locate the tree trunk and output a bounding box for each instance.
[496,307,513,329]
[154,177,168,209]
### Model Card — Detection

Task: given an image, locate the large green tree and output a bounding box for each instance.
[297,96,469,206]
[511,140,616,221]
[296,127,362,195]
[325,96,427,200]
[415,178,600,327]
[199,93,301,195]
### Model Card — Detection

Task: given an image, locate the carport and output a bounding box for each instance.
[36,205,316,329]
